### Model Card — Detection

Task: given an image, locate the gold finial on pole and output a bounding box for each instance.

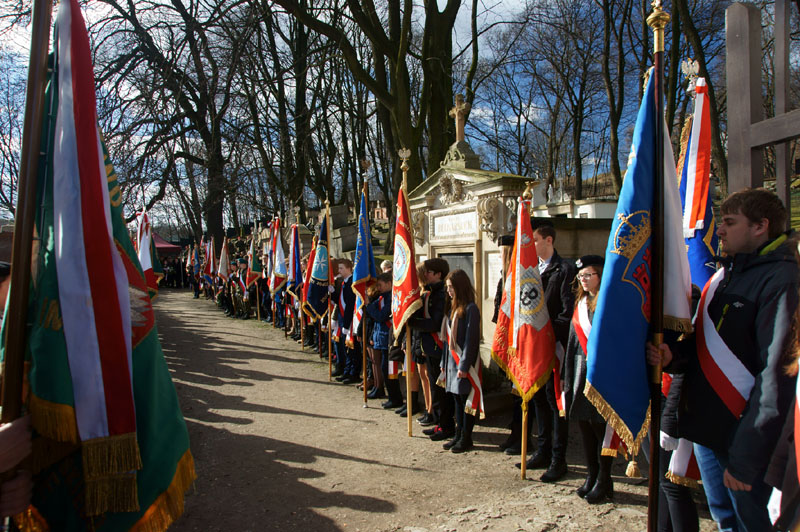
[398,148,411,190]
[522,181,535,200]
[647,0,670,54]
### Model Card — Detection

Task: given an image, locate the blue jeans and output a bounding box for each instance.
[693,443,771,532]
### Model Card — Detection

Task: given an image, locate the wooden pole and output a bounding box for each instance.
[1,0,54,423]
[326,200,332,380]
[406,333,413,437]
[361,179,370,406]
[646,3,669,531]
[520,400,529,480]
[300,310,305,351]
[362,318,368,405]
[256,284,261,322]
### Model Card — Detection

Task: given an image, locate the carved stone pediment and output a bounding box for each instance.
[411,211,426,246]
[441,140,480,170]
[438,173,473,206]
[476,197,500,243]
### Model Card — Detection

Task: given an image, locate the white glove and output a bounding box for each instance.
[328,285,335,294]
[659,431,678,451]
[768,488,782,525]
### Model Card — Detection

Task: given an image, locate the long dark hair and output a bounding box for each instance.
[445,269,475,320]
[573,265,603,313]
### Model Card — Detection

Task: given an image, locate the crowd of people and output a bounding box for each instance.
[171,187,798,532]
[3,188,793,530]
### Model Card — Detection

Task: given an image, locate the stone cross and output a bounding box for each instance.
[449,94,471,143]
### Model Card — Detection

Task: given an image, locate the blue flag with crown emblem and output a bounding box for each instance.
[585,73,692,459]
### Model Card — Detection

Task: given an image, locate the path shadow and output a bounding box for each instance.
[173,421,397,531]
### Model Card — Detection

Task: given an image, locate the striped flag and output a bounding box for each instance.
[677,77,718,287]
[217,237,231,281]
[286,223,302,299]
[269,217,287,294]
[203,237,216,284]
[11,0,194,527]
[136,209,160,298]
[491,198,556,402]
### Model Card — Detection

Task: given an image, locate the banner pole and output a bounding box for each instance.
[256,284,261,322]
[362,179,370,406]
[406,333,413,437]
[326,200,333,380]
[2,0,54,423]
[646,3,670,531]
[520,400,529,480]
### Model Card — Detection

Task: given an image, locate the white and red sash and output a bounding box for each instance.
[573,297,627,457]
[661,352,702,486]
[445,319,485,419]
[696,268,755,416]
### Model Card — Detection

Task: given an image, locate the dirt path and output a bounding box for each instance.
[156,289,715,532]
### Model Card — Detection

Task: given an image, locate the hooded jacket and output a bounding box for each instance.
[671,233,798,485]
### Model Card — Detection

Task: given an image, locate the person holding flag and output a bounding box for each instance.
[647,188,798,531]
[1,0,195,527]
[350,183,377,397]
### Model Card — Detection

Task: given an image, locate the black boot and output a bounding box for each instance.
[540,458,568,482]
[383,380,404,409]
[577,424,599,497]
[500,421,521,452]
[452,415,475,453]
[400,392,420,417]
[584,456,613,504]
[443,429,462,451]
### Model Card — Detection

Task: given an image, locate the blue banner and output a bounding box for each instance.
[352,189,376,303]
[304,214,330,321]
[586,74,657,457]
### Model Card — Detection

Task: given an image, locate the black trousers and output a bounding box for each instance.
[532,373,568,461]
[453,392,475,440]
[658,445,699,532]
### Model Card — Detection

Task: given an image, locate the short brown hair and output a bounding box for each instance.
[721,188,787,239]
[338,258,353,270]
[424,258,450,278]
[534,225,556,243]
[376,272,392,285]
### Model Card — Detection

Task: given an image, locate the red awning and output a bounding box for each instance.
[152,233,181,253]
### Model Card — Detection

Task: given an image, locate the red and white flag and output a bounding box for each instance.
[217,237,231,281]
[136,209,158,296]
[391,186,422,337]
[491,199,556,402]
[681,78,712,238]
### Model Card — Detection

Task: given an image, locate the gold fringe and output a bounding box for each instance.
[676,115,693,182]
[664,314,693,334]
[490,349,556,405]
[626,459,641,478]
[391,299,423,345]
[13,506,50,532]
[29,394,79,444]
[583,383,650,459]
[665,470,700,489]
[130,450,197,532]
[82,433,143,478]
[601,448,619,457]
[85,472,139,516]
[463,405,486,420]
